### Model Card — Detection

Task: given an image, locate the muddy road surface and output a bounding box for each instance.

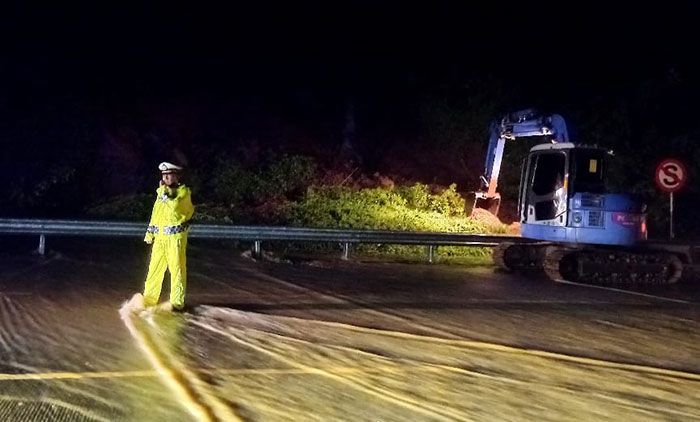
[0,238,698,421]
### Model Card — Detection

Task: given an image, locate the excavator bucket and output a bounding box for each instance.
[472,192,501,216]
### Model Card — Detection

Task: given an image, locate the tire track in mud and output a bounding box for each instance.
[188,269,260,295]
[0,394,112,422]
[207,261,467,341]
[232,263,700,373]
[200,306,700,382]
[1,361,697,420]
[0,253,60,280]
[551,278,697,304]
[0,253,92,354]
[119,299,243,422]
[428,362,700,419]
[191,318,469,422]
[0,295,31,355]
[196,307,700,420]
[9,293,122,368]
[195,255,700,416]
[4,295,67,348]
[0,255,132,415]
[0,293,127,415]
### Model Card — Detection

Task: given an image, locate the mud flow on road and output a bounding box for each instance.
[0,238,698,421]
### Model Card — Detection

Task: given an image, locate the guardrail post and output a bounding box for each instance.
[38,234,46,256]
[252,240,262,259]
[427,245,436,264]
[341,242,350,260]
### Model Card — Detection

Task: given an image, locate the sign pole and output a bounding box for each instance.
[669,191,674,240]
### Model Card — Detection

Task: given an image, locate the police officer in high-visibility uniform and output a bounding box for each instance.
[143,162,194,311]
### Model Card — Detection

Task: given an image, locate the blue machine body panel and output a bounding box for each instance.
[521,193,647,246]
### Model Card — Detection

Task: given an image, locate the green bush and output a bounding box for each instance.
[207,154,317,205]
[395,184,428,210]
[430,183,466,216]
[264,155,317,197]
[86,164,499,263]
[289,184,498,260]
[291,184,478,231]
[190,203,237,223]
[208,159,259,205]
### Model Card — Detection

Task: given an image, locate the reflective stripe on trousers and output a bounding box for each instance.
[143,235,187,308]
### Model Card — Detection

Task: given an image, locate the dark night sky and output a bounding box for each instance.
[3,1,698,106]
[1,1,699,222]
[1,0,699,181]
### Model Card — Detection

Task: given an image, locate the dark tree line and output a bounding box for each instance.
[1,67,697,239]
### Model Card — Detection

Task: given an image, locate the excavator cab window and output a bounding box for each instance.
[532,153,566,196]
[529,152,567,221]
[570,149,607,194]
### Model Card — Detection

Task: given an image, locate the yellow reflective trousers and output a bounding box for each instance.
[144,235,188,308]
[143,184,194,309]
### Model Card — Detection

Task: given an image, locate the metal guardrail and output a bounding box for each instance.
[0,218,525,262]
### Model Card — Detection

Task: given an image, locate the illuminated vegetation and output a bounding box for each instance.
[86,155,504,262]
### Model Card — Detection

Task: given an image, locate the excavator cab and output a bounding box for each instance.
[519,143,607,225]
[518,143,646,245]
[520,147,568,225]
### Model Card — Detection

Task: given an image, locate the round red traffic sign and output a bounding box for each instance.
[654,158,688,193]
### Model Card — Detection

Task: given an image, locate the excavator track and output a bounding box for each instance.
[493,242,549,272]
[543,246,683,285]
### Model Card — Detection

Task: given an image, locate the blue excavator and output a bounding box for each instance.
[475,109,685,284]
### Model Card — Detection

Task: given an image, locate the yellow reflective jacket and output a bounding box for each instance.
[144,184,194,241]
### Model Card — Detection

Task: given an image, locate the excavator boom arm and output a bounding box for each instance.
[479,109,569,209]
